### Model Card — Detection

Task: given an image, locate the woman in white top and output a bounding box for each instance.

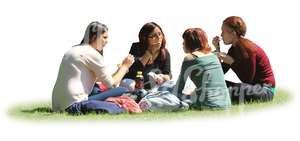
[52,21,134,113]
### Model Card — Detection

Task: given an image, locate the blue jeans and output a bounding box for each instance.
[226,81,274,104]
[88,86,129,101]
[65,100,125,114]
[65,87,128,114]
[157,80,175,92]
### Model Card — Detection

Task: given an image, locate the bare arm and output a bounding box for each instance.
[111,54,135,86]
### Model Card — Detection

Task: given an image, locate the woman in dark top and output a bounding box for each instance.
[123,22,172,89]
[212,16,276,104]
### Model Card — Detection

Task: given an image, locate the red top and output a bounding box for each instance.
[222,41,275,87]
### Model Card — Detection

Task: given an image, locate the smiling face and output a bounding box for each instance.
[147,27,163,50]
[221,24,236,45]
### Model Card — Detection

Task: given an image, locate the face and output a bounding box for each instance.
[95,32,108,51]
[147,27,163,50]
[221,24,235,45]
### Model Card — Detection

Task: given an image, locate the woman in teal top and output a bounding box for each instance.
[174,28,231,109]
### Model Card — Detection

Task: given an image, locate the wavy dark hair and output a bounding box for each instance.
[137,22,169,62]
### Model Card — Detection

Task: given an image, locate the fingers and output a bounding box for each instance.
[158,77,164,85]
[121,54,135,68]
[216,52,227,63]
[212,36,221,47]
[127,54,134,59]
[217,53,234,65]
[214,36,221,41]
[153,74,164,85]
[216,52,224,59]
[127,54,135,64]
[218,52,227,58]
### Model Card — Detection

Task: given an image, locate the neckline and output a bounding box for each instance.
[191,53,214,58]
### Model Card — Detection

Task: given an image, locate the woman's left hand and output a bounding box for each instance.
[217,52,235,65]
[154,74,164,85]
[155,74,171,85]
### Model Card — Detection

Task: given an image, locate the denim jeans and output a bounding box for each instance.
[157,80,176,92]
[65,86,128,114]
[226,81,274,104]
[88,86,129,101]
[65,100,125,114]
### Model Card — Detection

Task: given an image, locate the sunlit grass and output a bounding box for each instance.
[7,89,291,122]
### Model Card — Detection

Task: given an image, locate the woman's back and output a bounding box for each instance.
[226,40,275,87]
[176,54,231,109]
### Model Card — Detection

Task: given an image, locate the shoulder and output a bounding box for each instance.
[78,45,103,62]
[239,38,258,53]
[184,54,195,61]
[130,42,144,56]
[161,48,170,59]
[164,48,170,56]
[130,42,140,50]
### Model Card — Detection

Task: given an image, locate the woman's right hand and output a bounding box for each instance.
[121,54,135,68]
[212,36,221,48]
[112,54,135,87]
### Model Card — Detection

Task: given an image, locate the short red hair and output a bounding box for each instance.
[182,28,211,53]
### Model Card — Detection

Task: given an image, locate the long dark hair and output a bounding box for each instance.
[79,21,108,55]
[137,22,169,62]
[223,16,256,58]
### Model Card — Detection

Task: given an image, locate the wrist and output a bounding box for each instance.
[228,60,234,65]
[213,43,220,48]
[119,65,129,72]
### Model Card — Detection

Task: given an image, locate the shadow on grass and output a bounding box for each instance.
[8,88,292,121]
[21,107,53,114]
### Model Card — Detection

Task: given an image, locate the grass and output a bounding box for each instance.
[7,89,291,122]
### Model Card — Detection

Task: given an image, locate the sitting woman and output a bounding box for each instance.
[123,22,172,89]
[52,21,134,114]
[212,16,276,104]
[174,28,231,109]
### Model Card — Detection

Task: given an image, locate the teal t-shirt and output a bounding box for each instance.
[174,54,231,109]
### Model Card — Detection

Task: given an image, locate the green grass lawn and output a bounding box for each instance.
[7,89,291,122]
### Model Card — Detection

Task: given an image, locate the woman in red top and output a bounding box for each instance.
[213,16,276,104]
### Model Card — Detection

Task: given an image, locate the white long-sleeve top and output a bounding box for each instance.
[52,45,114,112]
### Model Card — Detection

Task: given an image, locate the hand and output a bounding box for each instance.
[154,74,165,85]
[121,54,135,68]
[217,52,234,65]
[212,36,221,51]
